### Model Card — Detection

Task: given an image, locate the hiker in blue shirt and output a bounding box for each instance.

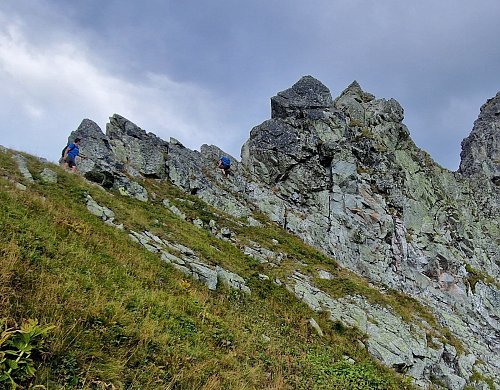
[217,156,231,177]
[63,138,85,172]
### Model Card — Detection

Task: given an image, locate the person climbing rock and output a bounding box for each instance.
[217,156,231,177]
[63,138,86,172]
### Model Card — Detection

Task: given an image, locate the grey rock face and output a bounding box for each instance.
[460,92,500,183]
[166,142,251,218]
[115,176,148,202]
[68,117,149,200]
[128,230,250,293]
[12,154,34,183]
[216,266,251,294]
[85,194,123,229]
[71,119,113,163]
[107,114,169,179]
[271,75,334,119]
[69,118,118,188]
[243,242,284,265]
[240,77,500,387]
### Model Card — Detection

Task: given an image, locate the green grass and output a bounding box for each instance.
[466,370,495,390]
[465,263,500,292]
[0,150,420,389]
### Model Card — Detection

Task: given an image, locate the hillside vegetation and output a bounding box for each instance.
[1,149,421,389]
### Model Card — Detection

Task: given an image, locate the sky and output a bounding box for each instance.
[1,1,499,170]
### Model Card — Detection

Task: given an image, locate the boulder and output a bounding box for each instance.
[271,75,333,119]
[40,168,57,184]
[12,154,34,183]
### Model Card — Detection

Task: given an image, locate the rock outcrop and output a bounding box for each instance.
[459,92,500,216]
[65,76,499,389]
[460,92,500,183]
[241,77,499,388]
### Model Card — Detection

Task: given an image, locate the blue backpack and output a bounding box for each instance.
[61,143,76,158]
[220,156,230,167]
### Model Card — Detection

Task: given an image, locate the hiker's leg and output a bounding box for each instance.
[67,157,76,172]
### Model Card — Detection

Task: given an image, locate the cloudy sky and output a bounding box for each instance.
[1,1,499,170]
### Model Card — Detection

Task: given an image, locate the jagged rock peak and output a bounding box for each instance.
[271,75,333,119]
[67,119,105,145]
[476,91,500,125]
[70,119,111,160]
[333,80,401,125]
[107,113,154,140]
[77,118,102,135]
[338,80,375,103]
[459,91,500,182]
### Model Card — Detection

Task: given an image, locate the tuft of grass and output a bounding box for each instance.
[348,119,364,128]
[467,370,495,390]
[464,263,499,292]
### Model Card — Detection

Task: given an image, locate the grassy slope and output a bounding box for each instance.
[0,150,418,389]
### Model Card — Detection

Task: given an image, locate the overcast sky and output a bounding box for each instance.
[1,1,499,170]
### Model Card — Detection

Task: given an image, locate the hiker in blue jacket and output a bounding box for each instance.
[63,138,85,172]
[217,156,231,177]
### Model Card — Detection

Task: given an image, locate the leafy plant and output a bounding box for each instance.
[328,361,396,389]
[0,318,54,388]
[307,353,405,390]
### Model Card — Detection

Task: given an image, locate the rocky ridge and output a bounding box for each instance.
[22,76,499,389]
